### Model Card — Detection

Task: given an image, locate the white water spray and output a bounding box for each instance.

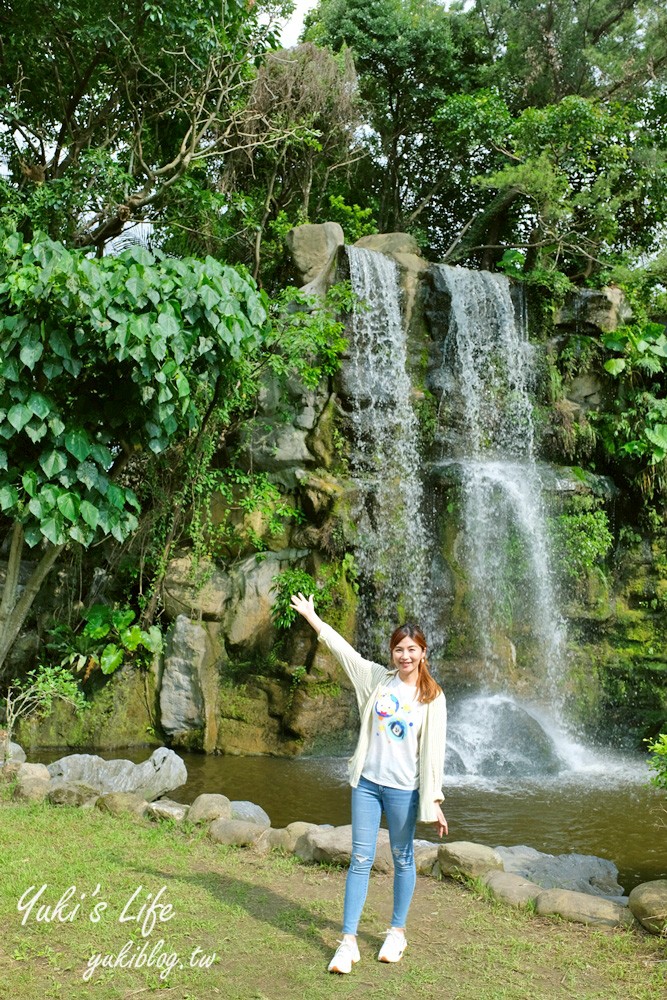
[434,264,566,697]
[344,247,430,652]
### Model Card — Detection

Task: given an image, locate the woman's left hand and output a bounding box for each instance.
[434,803,448,839]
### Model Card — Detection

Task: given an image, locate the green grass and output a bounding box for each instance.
[0,801,665,1000]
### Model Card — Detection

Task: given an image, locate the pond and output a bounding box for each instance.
[33,741,666,894]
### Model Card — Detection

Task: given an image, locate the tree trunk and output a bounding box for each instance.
[0,522,24,629]
[447,188,522,264]
[0,536,65,678]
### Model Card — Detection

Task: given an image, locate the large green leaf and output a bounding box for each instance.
[119,625,143,651]
[39,449,69,477]
[28,496,44,518]
[142,625,163,654]
[69,523,94,545]
[1,357,20,381]
[157,312,180,339]
[48,415,66,436]
[125,275,147,303]
[79,500,99,529]
[645,424,667,453]
[76,461,100,491]
[22,470,39,497]
[604,358,626,375]
[0,484,18,510]
[100,643,124,675]
[19,336,44,370]
[106,483,126,510]
[49,328,72,360]
[56,491,80,522]
[25,421,47,443]
[65,428,91,462]
[89,443,113,469]
[27,393,51,419]
[41,514,66,545]
[7,403,32,432]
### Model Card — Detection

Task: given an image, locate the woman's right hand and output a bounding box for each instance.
[290,592,323,633]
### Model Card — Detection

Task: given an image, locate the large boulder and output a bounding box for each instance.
[1,741,26,763]
[294,824,393,873]
[47,747,187,802]
[355,233,421,257]
[261,821,320,854]
[230,800,271,828]
[224,552,296,652]
[16,664,160,752]
[95,792,149,819]
[495,845,625,900]
[438,841,504,878]
[628,880,667,934]
[286,222,344,286]
[47,782,99,807]
[535,888,634,928]
[160,616,209,744]
[146,798,190,823]
[208,818,266,847]
[17,762,51,781]
[163,558,234,620]
[187,793,232,825]
[13,776,50,803]
[554,286,632,332]
[482,871,542,908]
[414,843,440,876]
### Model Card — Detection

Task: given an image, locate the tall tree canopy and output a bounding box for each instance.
[303,0,667,275]
[304,0,486,235]
[474,0,667,108]
[0,0,293,253]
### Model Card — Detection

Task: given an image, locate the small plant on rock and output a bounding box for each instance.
[1,666,87,762]
[45,604,162,680]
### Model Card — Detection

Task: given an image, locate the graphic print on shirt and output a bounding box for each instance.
[374,687,415,743]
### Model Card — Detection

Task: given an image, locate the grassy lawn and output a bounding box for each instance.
[0,801,665,1000]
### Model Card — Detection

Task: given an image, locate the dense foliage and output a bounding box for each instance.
[0,230,348,673]
[304,0,667,271]
[0,0,291,253]
[1,0,667,752]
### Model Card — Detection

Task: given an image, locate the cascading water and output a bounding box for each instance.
[433,264,566,698]
[342,252,646,791]
[344,247,430,653]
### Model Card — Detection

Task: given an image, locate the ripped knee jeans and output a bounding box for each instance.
[342,775,419,935]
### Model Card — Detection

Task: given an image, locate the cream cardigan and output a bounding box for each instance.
[318,623,447,823]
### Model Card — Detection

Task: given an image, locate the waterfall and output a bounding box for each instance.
[344,247,430,653]
[433,264,566,696]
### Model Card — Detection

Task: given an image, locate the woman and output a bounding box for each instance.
[289,592,448,974]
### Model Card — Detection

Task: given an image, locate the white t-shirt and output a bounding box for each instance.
[361,675,425,790]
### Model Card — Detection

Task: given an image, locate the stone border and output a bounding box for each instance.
[3,757,666,938]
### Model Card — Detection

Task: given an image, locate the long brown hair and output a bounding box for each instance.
[389,623,442,704]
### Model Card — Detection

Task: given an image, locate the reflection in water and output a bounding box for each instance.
[33,744,666,892]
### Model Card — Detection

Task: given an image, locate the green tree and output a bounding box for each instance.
[0,0,295,252]
[440,92,667,276]
[472,0,667,109]
[162,42,364,285]
[1,666,87,761]
[0,231,270,674]
[304,0,485,236]
[303,1,667,268]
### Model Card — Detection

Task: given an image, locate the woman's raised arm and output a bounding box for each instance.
[290,592,324,634]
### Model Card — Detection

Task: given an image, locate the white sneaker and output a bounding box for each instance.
[378,927,407,963]
[328,939,360,974]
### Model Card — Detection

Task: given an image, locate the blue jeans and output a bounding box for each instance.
[342,775,419,935]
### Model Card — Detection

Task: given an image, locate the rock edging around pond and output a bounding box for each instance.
[3,750,666,938]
